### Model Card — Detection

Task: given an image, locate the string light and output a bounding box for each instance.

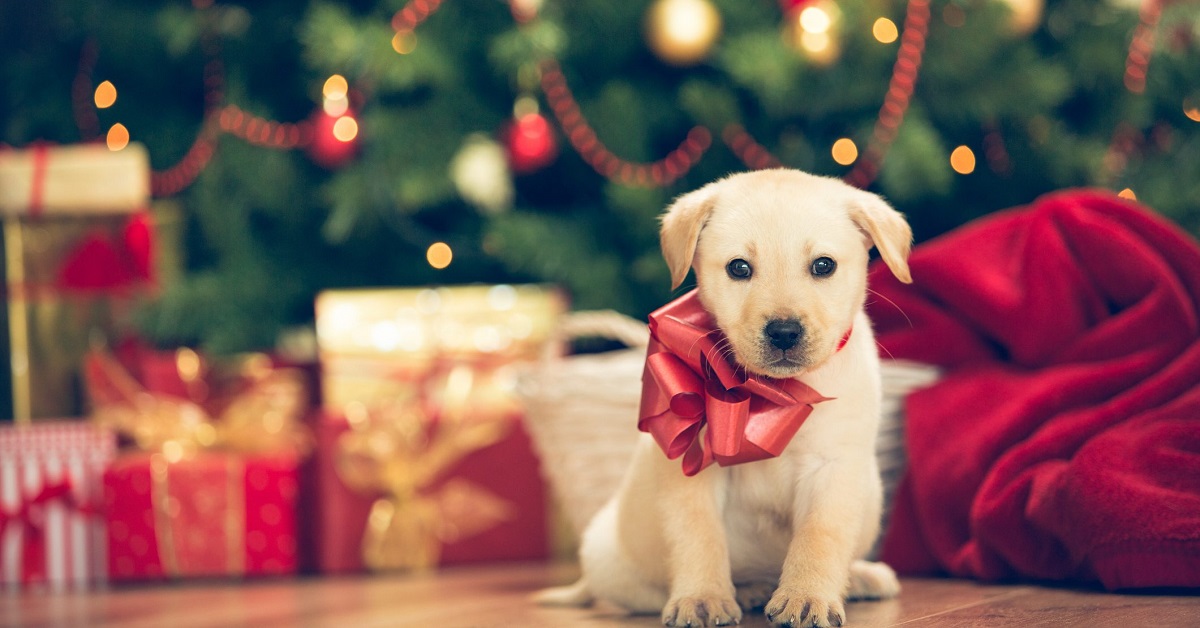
[1184,95,1200,123]
[332,115,359,142]
[392,31,418,54]
[427,242,453,269]
[106,123,130,151]
[799,6,832,33]
[950,145,976,174]
[94,80,117,108]
[873,18,899,44]
[323,75,349,100]
[831,138,858,165]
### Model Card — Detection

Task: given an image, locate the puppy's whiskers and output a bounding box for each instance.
[867,288,912,328]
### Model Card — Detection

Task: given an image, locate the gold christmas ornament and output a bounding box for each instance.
[783,0,843,67]
[644,0,723,66]
[998,0,1044,36]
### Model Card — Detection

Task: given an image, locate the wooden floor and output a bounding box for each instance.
[6,562,1199,627]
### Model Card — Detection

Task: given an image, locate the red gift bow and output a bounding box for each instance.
[0,480,98,584]
[3,141,157,297]
[638,290,833,476]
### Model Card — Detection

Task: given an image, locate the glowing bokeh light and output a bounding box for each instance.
[427,242,453,269]
[392,31,417,54]
[950,145,976,174]
[831,138,858,165]
[799,7,832,34]
[332,116,358,142]
[106,123,130,151]
[94,80,117,109]
[323,75,348,100]
[873,18,899,44]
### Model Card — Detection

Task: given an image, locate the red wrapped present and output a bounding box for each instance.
[83,348,311,581]
[104,451,300,580]
[310,285,565,572]
[309,403,549,573]
[0,421,116,589]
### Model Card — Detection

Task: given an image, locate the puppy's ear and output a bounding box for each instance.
[848,191,913,284]
[660,184,718,290]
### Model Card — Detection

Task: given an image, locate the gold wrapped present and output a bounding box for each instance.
[315,284,566,412]
[310,284,566,572]
[0,143,173,421]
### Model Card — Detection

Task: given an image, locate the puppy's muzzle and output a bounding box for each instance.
[764,319,804,351]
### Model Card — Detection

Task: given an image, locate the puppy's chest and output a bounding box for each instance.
[723,458,803,531]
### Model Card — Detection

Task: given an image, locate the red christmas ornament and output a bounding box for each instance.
[307,108,360,169]
[503,112,558,174]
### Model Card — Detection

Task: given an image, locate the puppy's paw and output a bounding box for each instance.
[662,593,742,627]
[734,581,776,611]
[847,560,900,600]
[764,589,844,628]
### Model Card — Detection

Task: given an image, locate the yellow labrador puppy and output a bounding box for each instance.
[540,169,912,627]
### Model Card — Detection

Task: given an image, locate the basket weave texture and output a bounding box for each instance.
[517,311,939,542]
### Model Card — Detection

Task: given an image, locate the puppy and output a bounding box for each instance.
[539,169,912,627]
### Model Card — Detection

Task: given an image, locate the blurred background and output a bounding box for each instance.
[2,0,1198,353]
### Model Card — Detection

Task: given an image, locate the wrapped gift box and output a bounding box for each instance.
[83,346,312,581]
[0,421,117,589]
[104,451,300,581]
[309,409,549,573]
[0,142,179,421]
[309,284,565,572]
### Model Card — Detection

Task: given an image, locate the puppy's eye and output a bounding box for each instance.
[811,256,836,277]
[726,258,753,280]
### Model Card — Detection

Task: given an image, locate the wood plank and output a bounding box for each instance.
[6,562,1198,627]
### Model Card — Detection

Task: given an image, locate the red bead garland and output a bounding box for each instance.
[1124,0,1163,94]
[722,124,782,171]
[539,59,712,187]
[844,0,930,189]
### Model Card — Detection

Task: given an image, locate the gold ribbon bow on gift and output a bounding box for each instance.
[85,349,309,459]
[334,363,518,572]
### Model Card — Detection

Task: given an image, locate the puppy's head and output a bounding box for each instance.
[660,169,912,378]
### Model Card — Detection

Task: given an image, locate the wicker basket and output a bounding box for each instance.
[517,311,650,535]
[517,310,940,545]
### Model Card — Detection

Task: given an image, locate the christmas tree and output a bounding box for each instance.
[3,0,1198,354]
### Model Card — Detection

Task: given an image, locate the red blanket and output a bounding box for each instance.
[869,189,1200,590]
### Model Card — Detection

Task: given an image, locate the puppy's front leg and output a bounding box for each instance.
[765,459,869,628]
[658,467,742,627]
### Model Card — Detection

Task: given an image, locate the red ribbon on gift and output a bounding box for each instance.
[0,480,97,584]
[3,141,157,298]
[638,290,832,477]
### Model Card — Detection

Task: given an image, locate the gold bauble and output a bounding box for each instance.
[644,0,723,66]
[998,0,1045,36]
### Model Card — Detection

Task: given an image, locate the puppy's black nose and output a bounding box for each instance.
[764,320,803,351]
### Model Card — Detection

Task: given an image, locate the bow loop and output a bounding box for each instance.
[638,290,832,476]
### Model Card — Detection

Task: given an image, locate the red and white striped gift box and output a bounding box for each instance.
[0,421,116,590]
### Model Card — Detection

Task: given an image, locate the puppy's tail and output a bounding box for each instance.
[532,577,594,607]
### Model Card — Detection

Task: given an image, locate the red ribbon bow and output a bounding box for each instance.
[638,290,832,476]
